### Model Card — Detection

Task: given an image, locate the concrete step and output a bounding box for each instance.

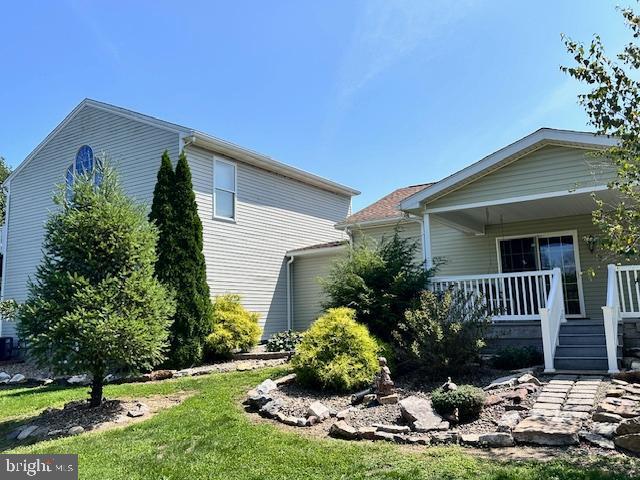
[554,356,609,371]
[555,345,607,357]
[559,323,605,335]
[558,333,606,345]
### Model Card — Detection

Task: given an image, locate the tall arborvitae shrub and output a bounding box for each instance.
[18,159,175,407]
[151,151,213,367]
[149,151,176,282]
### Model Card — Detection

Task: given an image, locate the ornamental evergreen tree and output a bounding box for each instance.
[18,158,175,407]
[149,151,176,282]
[161,151,213,367]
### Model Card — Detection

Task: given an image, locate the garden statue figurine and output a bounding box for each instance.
[375,357,395,397]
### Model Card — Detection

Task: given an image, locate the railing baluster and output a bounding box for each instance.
[514,277,522,316]
[526,274,533,315]
[634,270,640,315]
[618,270,627,313]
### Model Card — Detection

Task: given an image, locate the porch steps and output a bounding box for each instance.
[553,319,620,371]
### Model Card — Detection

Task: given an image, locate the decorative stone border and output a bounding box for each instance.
[0,358,287,389]
[246,372,640,453]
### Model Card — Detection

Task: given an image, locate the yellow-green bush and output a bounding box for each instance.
[204,295,261,357]
[292,307,379,391]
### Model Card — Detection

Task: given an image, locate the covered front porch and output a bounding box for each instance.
[421,188,633,373]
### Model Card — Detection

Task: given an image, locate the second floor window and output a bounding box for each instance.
[214,158,236,220]
[66,145,101,201]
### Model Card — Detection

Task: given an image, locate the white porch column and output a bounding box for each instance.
[422,212,432,270]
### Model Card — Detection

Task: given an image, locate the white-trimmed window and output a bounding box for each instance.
[213,157,236,220]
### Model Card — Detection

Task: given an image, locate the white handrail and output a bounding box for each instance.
[539,267,565,373]
[431,269,555,320]
[602,264,621,374]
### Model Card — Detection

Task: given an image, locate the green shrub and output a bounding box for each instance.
[491,346,543,370]
[431,385,486,422]
[204,295,261,357]
[392,289,490,372]
[266,330,303,352]
[292,308,379,391]
[320,230,431,341]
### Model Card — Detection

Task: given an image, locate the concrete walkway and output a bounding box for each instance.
[531,375,603,419]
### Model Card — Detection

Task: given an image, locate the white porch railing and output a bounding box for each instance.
[431,270,555,320]
[431,268,565,372]
[602,264,630,374]
[539,268,565,372]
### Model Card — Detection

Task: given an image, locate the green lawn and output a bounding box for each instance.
[0,367,638,480]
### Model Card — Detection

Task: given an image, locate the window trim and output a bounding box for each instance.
[212,156,237,222]
[494,230,586,318]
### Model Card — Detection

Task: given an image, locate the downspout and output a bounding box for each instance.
[286,255,295,331]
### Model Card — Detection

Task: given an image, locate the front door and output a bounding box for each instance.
[498,232,585,317]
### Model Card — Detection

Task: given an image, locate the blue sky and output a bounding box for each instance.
[0,0,631,210]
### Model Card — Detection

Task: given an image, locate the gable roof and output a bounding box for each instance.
[5,99,360,197]
[400,128,618,212]
[338,183,433,227]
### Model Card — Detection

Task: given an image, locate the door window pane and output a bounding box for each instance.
[539,235,581,315]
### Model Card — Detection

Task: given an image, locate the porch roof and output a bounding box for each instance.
[429,187,620,235]
[401,128,618,213]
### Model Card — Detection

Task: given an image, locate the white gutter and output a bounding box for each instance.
[186,133,360,197]
[286,256,295,331]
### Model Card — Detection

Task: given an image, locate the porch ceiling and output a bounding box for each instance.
[431,189,620,235]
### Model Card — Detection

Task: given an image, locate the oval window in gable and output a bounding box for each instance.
[75,145,94,175]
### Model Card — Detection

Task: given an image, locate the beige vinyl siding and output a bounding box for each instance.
[351,220,424,264]
[2,106,180,338]
[430,214,606,320]
[187,146,350,338]
[291,250,345,331]
[427,145,616,209]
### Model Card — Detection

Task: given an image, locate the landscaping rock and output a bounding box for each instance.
[591,422,617,438]
[616,416,640,436]
[512,416,580,446]
[373,424,411,434]
[430,431,459,444]
[504,404,529,412]
[460,433,480,446]
[259,399,283,418]
[592,411,624,423]
[246,391,272,409]
[17,425,38,440]
[307,416,319,426]
[606,388,625,397]
[614,371,640,384]
[329,420,358,440]
[479,432,515,447]
[255,379,278,395]
[0,372,10,384]
[579,432,615,449]
[67,426,84,435]
[517,373,541,386]
[274,373,297,386]
[127,402,149,418]
[496,411,521,432]
[400,395,449,432]
[613,379,630,386]
[378,394,399,405]
[373,431,395,442]
[149,370,174,381]
[502,388,528,404]
[336,408,354,420]
[484,394,504,407]
[307,401,330,421]
[363,394,377,404]
[518,383,541,394]
[484,374,519,391]
[357,426,378,440]
[9,374,26,384]
[597,397,639,418]
[614,434,640,453]
[67,374,90,386]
